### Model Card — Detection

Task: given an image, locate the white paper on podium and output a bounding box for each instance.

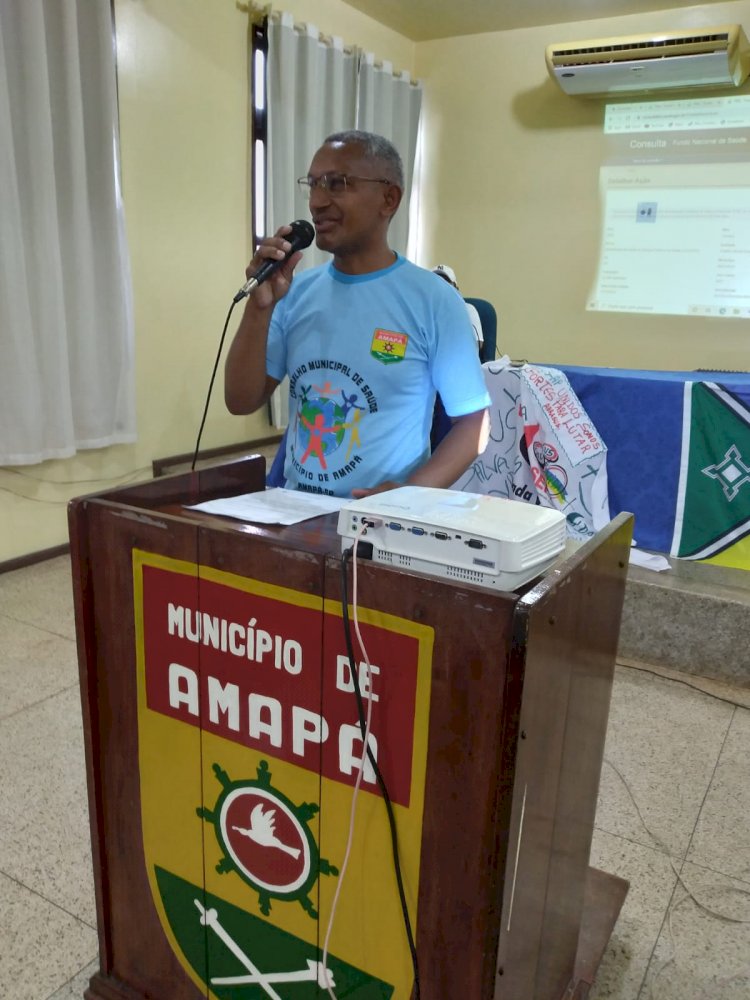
[187,487,347,525]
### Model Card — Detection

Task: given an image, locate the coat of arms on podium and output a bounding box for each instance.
[132,549,434,998]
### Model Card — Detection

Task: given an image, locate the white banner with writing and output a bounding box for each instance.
[454,361,610,540]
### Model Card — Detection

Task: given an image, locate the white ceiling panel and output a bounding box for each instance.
[340,0,734,42]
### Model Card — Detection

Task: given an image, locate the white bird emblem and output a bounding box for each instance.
[232,803,301,859]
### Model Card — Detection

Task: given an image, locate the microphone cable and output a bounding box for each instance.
[321,522,375,999]
[190,222,312,472]
[190,300,239,472]
[339,545,421,999]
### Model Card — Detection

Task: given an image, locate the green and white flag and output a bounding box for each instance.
[672,382,750,561]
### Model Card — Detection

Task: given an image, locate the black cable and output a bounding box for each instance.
[340,547,421,999]
[191,300,238,471]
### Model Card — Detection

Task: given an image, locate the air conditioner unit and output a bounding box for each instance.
[546,24,750,97]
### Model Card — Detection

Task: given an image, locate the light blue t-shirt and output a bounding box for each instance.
[266,254,490,496]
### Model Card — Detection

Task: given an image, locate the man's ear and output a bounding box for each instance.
[381,183,403,220]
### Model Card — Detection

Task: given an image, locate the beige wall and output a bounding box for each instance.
[0,0,414,564]
[415,1,750,367]
[2,0,748,562]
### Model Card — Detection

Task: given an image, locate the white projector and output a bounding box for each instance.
[337,486,567,592]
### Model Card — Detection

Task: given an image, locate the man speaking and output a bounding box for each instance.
[224,130,490,497]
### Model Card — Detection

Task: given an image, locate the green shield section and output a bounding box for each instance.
[371,351,402,365]
[155,866,394,998]
[677,383,750,559]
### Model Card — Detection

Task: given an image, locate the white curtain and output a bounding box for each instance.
[267,13,358,275]
[0,0,135,466]
[356,53,422,255]
[265,11,422,426]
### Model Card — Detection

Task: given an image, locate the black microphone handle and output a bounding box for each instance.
[233,219,314,303]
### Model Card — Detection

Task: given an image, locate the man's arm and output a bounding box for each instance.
[351,407,490,498]
[409,408,490,486]
[224,226,301,415]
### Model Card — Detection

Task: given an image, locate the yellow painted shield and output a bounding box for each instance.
[133,549,434,997]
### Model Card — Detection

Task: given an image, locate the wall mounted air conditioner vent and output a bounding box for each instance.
[546,25,750,97]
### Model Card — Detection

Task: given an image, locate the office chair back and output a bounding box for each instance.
[464,297,497,362]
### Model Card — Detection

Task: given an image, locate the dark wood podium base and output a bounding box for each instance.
[85,975,143,1000]
[567,867,629,1000]
[70,459,633,1000]
[83,867,628,1000]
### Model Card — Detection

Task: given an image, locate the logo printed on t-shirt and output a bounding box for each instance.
[286,367,377,494]
[371,329,408,365]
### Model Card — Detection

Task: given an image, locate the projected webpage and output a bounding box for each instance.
[588,96,750,319]
[589,163,750,317]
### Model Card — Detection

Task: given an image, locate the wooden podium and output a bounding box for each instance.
[69,456,633,1000]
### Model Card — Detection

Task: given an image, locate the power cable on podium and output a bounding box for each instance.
[339,545,421,999]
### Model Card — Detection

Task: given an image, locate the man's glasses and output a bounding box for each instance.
[297,173,391,197]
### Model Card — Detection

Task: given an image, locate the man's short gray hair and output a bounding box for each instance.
[324,130,404,189]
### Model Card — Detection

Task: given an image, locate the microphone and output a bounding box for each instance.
[233,219,315,303]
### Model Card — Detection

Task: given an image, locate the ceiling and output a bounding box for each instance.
[340,0,731,42]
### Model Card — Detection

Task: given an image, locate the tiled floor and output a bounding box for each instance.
[0,556,748,1000]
